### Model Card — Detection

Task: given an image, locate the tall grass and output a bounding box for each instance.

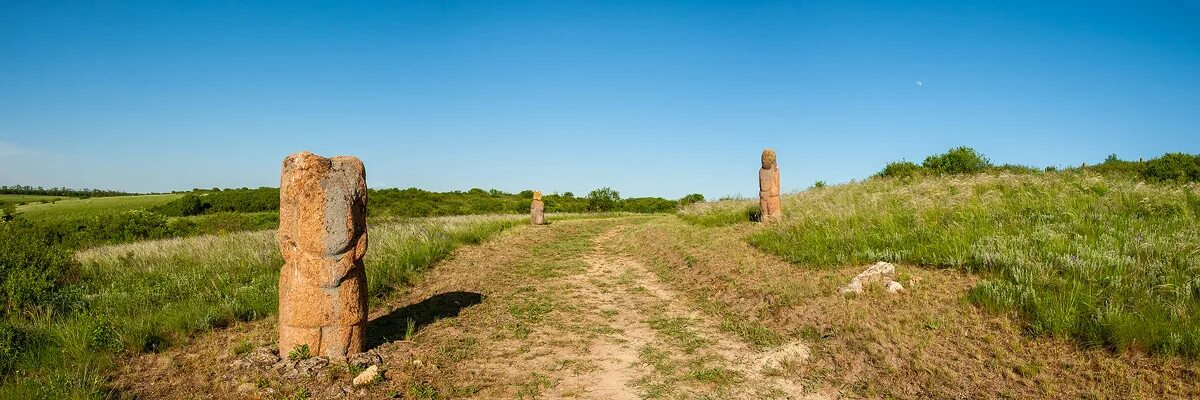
[685,172,1200,357]
[1,214,523,399]
[676,198,760,227]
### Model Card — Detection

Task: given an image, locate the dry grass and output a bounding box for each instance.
[683,172,1200,357]
[607,217,1200,398]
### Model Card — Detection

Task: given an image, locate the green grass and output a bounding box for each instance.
[685,172,1200,357]
[676,200,760,227]
[0,194,70,205]
[0,214,523,399]
[15,194,183,222]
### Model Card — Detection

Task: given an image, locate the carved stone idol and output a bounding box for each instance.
[278,151,368,357]
[531,191,545,225]
[759,149,782,222]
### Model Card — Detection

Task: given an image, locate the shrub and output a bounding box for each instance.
[621,197,677,213]
[1140,153,1200,183]
[922,146,991,174]
[587,187,621,212]
[152,188,279,216]
[0,222,78,316]
[678,193,705,206]
[877,161,927,179]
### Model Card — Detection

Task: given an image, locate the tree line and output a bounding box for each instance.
[0,185,133,198]
[153,186,697,217]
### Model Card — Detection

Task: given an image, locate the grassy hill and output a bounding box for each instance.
[15,193,183,222]
[682,169,1200,357]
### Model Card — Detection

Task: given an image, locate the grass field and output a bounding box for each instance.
[15,194,183,222]
[684,171,1200,357]
[0,194,70,205]
[1,214,525,399]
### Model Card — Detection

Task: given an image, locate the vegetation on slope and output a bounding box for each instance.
[0,215,524,399]
[682,148,1200,357]
[15,194,183,223]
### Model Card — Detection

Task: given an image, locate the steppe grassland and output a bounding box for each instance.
[684,171,1200,356]
[5,214,524,399]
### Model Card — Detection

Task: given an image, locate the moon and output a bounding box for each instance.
[916,80,924,87]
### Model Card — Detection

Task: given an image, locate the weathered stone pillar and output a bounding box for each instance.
[278,151,368,357]
[759,148,783,222]
[530,191,545,225]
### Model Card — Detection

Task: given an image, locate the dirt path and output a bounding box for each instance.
[114,216,825,399]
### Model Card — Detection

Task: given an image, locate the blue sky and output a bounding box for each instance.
[1,1,1197,199]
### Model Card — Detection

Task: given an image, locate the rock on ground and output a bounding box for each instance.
[839,261,905,294]
[353,365,382,386]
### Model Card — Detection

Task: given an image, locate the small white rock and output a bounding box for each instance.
[353,365,381,386]
[885,280,905,294]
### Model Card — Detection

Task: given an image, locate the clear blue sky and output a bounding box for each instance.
[1,1,1197,199]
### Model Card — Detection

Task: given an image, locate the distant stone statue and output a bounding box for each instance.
[759,149,782,222]
[278,151,368,357]
[530,191,545,225]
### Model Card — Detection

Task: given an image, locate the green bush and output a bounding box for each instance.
[0,222,78,317]
[621,197,677,213]
[678,193,705,206]
[1140,153,1200,183]
[877,161,926,178]
[153,188,279,216]
[922,146,992,174]
[587,187,621,212]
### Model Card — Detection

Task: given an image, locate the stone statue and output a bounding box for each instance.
[278,151,368,357]
[530,191,545,225]
[759,148,782,222]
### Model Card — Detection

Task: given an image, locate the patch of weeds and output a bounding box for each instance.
[449,385,482,397]
[404,318,417,341]
[648,316,707,353]
[255,377,271,388]
[438,337,477,362]
[287,344,311,361]
[1014,362,1041,378]
[287,387,310,400]
[922,317,943,331]
[600,308,619,318]
[348,362,367,376]
[516,372,556,399]
[796,325,828,342]
[720,317,783,347]
[688,366,744,385]
[231,339,253,356]
[638,345,677,375]
[508,298,555,323]
[406,382,440,399]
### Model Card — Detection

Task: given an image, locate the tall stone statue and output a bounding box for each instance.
[530,191,545,225]
[278,151,368,357]
[759,148,783,222]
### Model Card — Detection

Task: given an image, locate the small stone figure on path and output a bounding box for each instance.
[759,148,783,222]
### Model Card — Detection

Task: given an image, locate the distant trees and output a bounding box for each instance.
[152,188,279,216]
[0,185,132,198]
[586,187,621,212]
[875,147,1200,185]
